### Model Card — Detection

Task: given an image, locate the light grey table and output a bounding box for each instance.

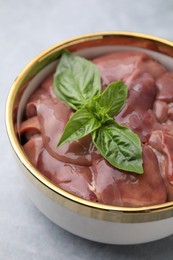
[1,1,173,259]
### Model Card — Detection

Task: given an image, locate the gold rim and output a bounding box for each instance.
[5,32,173,223]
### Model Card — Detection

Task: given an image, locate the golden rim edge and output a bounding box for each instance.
[5,31,173,223]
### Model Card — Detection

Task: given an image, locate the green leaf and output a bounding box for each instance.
[53,51,101,110]
[84,98,112,124]
[57,107,101,147]
[92,121,143,174]
[96,81,128,117]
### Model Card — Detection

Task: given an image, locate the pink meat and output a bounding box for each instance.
[20,51,173,207]
[93,51,148,88]
[93,51,166,89]
[153,100,168,123]
[91,145,167,206]
[36,98,97,166]
[168,104,173,121]
[149,131,173,200]
[156,72,173,102]
[37,149,97,201]
[41,74,57,99]
[23,136,43,167]
[25,76,98,166]
[93,51,166,143]
[26,88,50,118]
[20,116,41,140]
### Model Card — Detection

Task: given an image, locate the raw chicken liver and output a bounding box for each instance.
[19,51,173,206]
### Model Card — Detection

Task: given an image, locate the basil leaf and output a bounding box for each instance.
[57,107,101,147]
[92,121,143,173]
[96,81,128,117]
[53,51,101,110]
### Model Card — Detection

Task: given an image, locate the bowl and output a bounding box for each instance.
[6,32,173,244]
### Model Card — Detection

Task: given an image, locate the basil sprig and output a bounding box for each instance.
[92,122,143,173]
[53,50,101,110]
[53,51,143,174]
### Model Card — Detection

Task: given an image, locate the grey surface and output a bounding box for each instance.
[1,0,173,259]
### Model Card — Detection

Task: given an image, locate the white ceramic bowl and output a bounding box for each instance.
[6,32,173,244]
